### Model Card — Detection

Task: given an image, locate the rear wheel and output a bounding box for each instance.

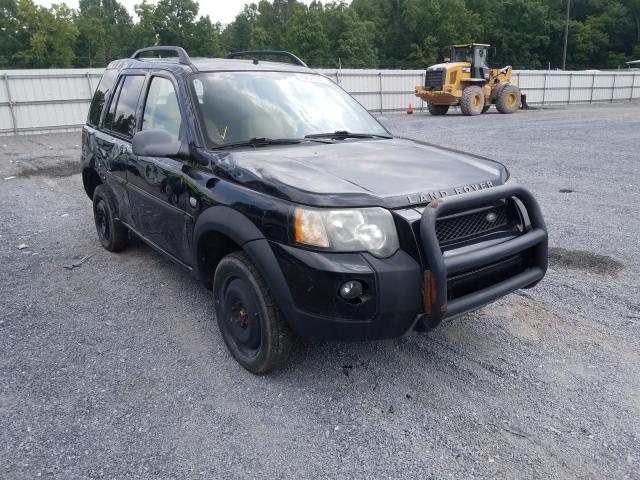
[496,84,521,114]
[460,85,484,116]
[427,102,449,115]
[93,185,127,252]
[213,251,293,374]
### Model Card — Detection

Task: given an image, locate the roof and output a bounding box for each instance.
[107,57,314,74]
[626,59,640,65]
[107,47,314,74]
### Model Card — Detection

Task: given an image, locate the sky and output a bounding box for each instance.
[34,0,316,25]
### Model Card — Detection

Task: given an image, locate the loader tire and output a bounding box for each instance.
[491,82,507,103]
[427,103,449,115]
[496,84,521,114]
[460,86,484,116]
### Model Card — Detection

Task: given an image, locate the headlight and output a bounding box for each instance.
[294,207,399,258]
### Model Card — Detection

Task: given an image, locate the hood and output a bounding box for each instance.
[203,138,506,208]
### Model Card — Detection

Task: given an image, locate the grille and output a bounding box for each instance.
[436,205,508,244]
[425,69,445,88]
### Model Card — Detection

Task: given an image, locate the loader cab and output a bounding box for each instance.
[450,43,490,80]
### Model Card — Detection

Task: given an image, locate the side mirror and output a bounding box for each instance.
[132,130,189,159]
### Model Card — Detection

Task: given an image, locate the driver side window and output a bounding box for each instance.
[142,76,182,141]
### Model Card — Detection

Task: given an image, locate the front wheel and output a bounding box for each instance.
[427,102,449,115]
[213,251,293,374]
[460,85,484,116]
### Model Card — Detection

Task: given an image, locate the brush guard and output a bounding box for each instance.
[419,184,548,329]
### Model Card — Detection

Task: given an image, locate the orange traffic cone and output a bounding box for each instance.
[407,103,413,114]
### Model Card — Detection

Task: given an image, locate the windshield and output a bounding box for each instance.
[451,47,473,63]
[189,71,388,146]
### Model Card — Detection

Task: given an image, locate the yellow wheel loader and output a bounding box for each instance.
[414,43,522,116]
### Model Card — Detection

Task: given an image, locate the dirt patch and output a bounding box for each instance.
[16,160,80,178]
[549,247,624,275]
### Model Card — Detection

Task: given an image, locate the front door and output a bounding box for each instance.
[126,74,193,265]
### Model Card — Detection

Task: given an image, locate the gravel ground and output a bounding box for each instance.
[1,102,639,479]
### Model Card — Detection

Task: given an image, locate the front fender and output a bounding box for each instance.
[192,206,298,330]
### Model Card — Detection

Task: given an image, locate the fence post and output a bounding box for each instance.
[610,73,616,103]
[589,73,595,103]
[542,72,547,105]
[3,73,18,134]
[630,73,635,101]
[567,73,572,104]
[378,71,383,114]
[85,72,93,96]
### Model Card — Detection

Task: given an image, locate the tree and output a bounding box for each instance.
[4,0,78,68]
[76,0,134,67]
[133,0,223,57]
[282,7,330,66]
[320,2,378,68]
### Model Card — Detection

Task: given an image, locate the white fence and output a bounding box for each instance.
[322,69,640,113]
[1,68,639,135]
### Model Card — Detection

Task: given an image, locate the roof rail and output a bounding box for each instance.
[130,46,192,66]
[225,50,308,68]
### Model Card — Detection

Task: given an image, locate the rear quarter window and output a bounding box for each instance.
[87,69,118,127]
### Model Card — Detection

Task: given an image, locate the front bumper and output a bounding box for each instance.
[255,185,547,341]
[270,243,423,340]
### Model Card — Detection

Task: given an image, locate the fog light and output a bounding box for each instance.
[339,280,363,300]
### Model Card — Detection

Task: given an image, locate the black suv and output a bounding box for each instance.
[81,46,548,373]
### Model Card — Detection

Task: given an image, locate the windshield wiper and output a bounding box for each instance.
[212,137,304,150]
[305,130,392,140]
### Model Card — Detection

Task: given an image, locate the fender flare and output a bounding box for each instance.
[193,205,264,250]
[192,206,298,328]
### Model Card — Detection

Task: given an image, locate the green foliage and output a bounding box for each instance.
[1,0,78,68]
[0,0,638,69]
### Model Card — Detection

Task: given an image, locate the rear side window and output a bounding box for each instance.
[87,69,118,127]
[142,76,182,140]
[104,75,145,138]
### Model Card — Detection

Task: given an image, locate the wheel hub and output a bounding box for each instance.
[222,278,261,351]
[95,201,110,240]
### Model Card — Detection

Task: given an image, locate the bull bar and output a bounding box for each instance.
[419,184,548,328]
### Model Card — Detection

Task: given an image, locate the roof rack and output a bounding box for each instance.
[225,50,308,68]
[130,46,192,66]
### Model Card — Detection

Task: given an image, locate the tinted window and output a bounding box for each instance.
[87,69,118,127]
[105,75,145,138]
[142,77,182,140]
[103,76,122,130]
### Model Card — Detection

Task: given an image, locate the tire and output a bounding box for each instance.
[213,251,293,374]
[481,105,490,113]
[495,83,521,114]
[490,82,507,104]
[93,185,127,252]
[427,102,449,115]
[460,85,484,116]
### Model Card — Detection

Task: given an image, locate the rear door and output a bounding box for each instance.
[95,72,146,222]
[126,73,193,265]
